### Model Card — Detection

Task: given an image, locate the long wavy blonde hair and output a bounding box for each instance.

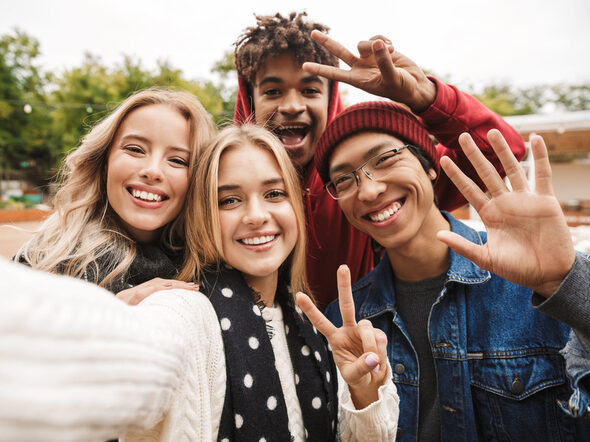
[178,124,312,301]
[16,87,217,289]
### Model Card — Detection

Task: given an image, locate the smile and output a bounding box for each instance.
[272,125,310,146]
[239,234,277,245]
[367,200,403,222]
[128,187,167,203]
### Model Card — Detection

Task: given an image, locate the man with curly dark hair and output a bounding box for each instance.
[233,11,526,311]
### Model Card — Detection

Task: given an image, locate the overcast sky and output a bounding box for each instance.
[2,0,589,104]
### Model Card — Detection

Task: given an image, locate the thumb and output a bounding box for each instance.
[344,352,382,385]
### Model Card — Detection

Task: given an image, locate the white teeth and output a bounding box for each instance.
[241,235,276,245]
[369,202,402,222]
[132,189,163,202]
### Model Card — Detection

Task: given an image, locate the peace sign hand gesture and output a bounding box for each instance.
[437,129,576,297]
[296,265,389,409]
[302,30,437,112]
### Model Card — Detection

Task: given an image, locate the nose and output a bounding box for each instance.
[278,90,305,115]
[242,198,270,226]
[139,156,164,182]
[356,171,386,202]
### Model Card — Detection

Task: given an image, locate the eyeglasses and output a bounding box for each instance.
[324,145,408,200]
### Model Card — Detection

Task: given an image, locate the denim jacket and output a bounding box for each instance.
[325,213,590,441]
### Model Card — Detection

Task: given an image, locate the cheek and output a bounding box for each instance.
[281,206,299,249]
[218,212,236,253]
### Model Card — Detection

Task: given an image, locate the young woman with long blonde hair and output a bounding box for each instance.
[16,87,217,299]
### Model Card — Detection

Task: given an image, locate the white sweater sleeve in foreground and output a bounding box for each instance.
[337,362,400,441]
[0,259,225,442]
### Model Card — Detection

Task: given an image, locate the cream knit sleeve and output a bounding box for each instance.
[337,362,400,441]
[0,259,225,442]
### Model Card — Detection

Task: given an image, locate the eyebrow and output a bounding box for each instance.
[329,142,394,176]
[257,75,325,88]
[218,177,285,193]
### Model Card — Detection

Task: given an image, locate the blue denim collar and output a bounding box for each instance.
[356,211,490,318]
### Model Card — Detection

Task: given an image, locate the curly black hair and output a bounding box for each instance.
[234,11,339,86]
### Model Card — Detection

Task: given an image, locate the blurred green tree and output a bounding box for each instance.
[0,29,53,186]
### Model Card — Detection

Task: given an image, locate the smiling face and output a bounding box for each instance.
[252,53,330,170]
[217,142,298,291]
[106,104,190,243]
[329,131,439,250]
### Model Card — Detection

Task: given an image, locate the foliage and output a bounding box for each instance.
[472,83,590,116]
[0,29,53,183]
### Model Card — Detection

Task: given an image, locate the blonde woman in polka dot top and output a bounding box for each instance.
[178,124,399,441]
[0,125,399,442]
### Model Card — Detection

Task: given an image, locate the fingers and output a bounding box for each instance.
[116,278,199,306]
[357,319,378,355]
[347,329,387,381]
[530,135,555,196]
[358,36,394,58]
[487,129,529,192]
[372,39,396,83]
[296,292,337,337]
[337,265,357,327]
[437,230,486,268]
[302,62,350,83]
[310,30,357,67]
[439,155,489,212]
[458,132,508,198]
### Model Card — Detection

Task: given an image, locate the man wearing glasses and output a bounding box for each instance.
[315,100,590,440]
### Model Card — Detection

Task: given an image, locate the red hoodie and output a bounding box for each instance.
[234,76,525,311]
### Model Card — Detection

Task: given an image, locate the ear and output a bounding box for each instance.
[428,168,437,181]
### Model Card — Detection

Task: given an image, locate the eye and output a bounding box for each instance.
[373,151,399,168]
[333,173,354,191]
[169,157,189,167]
[219,196,240,208]
[302,87,320,95]
[265,189,288,200]
[263,88,281,97]
[122,144,144,154]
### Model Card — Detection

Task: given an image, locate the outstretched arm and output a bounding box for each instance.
[437,129,575,297]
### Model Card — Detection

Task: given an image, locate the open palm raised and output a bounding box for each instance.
[437,129,575,297]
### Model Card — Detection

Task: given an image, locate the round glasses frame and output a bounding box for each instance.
[324,145,409,200]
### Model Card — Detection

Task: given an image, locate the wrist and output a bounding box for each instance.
[409,78,437,113]
[349,383,381,409]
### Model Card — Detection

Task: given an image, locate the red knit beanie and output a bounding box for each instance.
[315,101,438,184]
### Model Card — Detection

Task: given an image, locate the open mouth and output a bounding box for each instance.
[239,234,277,246]
[272,125,310,146]
[364,199,405,223]
[128,187,168,203]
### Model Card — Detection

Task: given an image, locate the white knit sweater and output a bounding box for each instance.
[0,259,399,441]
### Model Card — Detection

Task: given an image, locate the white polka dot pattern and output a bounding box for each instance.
[249,337,259,349]
[267,395,277,410]
[301,345,311,356]
[220,318,231,331]
[221,287,233,298]
[244,374,253,388]
[312,397,322,409]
